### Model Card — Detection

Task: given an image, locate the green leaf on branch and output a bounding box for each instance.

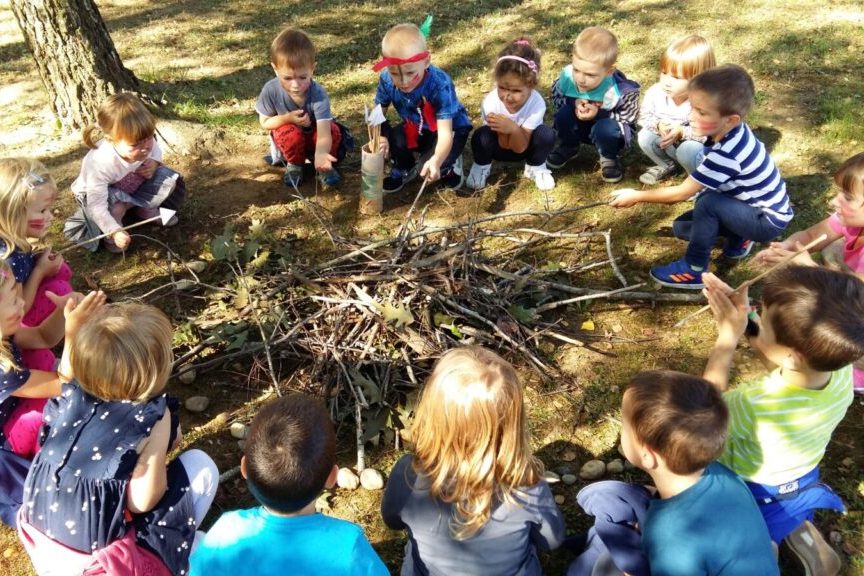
[211,227,239,261]
[508,304,538,324]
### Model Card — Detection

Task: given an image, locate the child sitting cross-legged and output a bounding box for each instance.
[702,265,864,576]
[381,346,565,576]
[566,370,778,576]
[189,394,389,576]
[611,64,793,289]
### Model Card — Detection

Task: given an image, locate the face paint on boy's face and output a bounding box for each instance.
[387,61,427,92]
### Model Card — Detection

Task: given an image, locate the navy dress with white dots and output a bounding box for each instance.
[22,383,197,575]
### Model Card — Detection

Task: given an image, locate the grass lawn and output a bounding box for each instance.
[1,0,863,574]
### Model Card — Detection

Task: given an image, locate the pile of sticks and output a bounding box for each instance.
[170,203,702,468]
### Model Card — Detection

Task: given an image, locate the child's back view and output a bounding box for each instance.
[568,370,778,576]
[381,346,565,576]
[190,394,388,576]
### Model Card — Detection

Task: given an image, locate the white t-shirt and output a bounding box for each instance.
[480,89,546,131]
[71,139,163,233]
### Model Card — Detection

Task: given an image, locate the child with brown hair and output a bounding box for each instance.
[381,346,564,576]
[637,35,716,184]
[18,301,218,576]
[258,28,350,189]
[465,37,556,192]
[703,265,864,575]
[567,370,777,576]
[373,22,473,192]
[67,93,186,252]
[548,26,640,183]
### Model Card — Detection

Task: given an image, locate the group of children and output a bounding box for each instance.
[0,15,861,576]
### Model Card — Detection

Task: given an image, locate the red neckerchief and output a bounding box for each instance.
[372,51,430,72]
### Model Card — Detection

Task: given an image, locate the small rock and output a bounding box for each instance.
[555,464,574,476]
[841,457,854,467]
[624,460,636,470]
[829,531,842,545]
[579,459,606,480]
[184,396,210,413]
[561,450,577,462]
[173,279,196,291]
[186,260,207,273]
[229,422,247,439]
[337,467,360,490]
[543,471,561,484]
[554,494,566,505]
[360,468,384,490]
[178,369,196,384]
[561,474,577,485]
[606,459,625,474]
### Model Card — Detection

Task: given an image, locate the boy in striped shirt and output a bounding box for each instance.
[702,265,864,576]
[610,64,792,289]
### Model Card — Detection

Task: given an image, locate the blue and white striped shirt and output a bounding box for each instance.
[693,123,792,228]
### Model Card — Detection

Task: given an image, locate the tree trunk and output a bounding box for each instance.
[9,0,140,131]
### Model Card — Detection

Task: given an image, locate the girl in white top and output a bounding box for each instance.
[68,94,185,253]
[637,35,715,185]
[466,37,556,191]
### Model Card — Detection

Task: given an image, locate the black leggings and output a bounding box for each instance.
[470,124,555,166]
[382,121,471,172]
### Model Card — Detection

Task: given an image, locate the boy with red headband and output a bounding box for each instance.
[609,65,792,289]
[373,22,472,192]
[257,28,349,189]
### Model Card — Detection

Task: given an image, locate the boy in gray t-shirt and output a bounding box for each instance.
[256,28,347,189]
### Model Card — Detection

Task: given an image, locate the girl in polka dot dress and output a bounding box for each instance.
[0,260,83,527]
[19,302,218,576]
[0,158,74,459]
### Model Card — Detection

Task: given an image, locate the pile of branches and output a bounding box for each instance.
[159,200,702,470]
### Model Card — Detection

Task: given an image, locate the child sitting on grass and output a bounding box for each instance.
[637,35,715,185]
[190,394,388,576]
[381,346,564,576]
[703,265,864,576]
[567,370,778,576]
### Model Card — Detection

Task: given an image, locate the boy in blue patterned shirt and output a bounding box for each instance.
[610,64,792,289]
[373,23,472,192]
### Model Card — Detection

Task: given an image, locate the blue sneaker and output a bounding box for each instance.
[383,165,418,193]
[263,154,287,167]
[319,168,342,188]
[283,164,303,188]
[723,238,755,260]
[650,258,705,289]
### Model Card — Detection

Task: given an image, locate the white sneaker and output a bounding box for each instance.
[466,162,491,190]
[524,163,555,191]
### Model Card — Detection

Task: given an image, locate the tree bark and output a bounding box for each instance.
[9,0,140,131]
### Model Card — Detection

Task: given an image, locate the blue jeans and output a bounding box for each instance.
[637,128,704,174]
[554,105,624,159]
[682,192,786,268]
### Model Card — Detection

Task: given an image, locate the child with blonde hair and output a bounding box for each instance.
[637,35,716,185]
[18,302,218,576]
[66,93,186,253]
[465,37,556,192]
[754,152,864,394]
[373,22,473,192]
[381,346,564,575]
[0,261,85,526]
[548,26,640,183]
[0,158,73,437]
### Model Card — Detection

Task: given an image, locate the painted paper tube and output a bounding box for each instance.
[360,144,384,215]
